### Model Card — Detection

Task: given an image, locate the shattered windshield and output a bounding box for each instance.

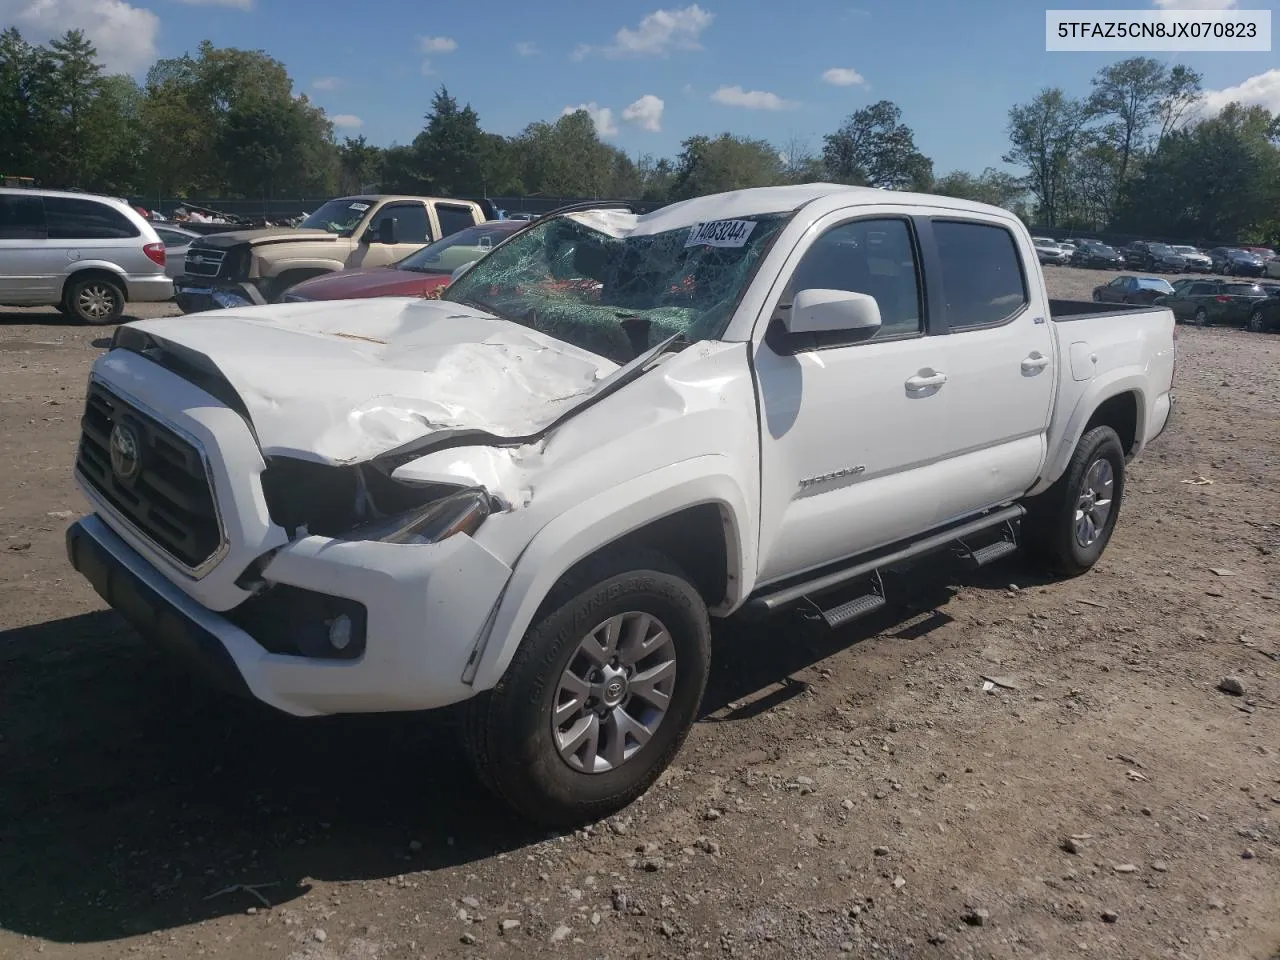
[442,210,790,364]
[299,198,373,236]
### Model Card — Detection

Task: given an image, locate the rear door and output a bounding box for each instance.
[0,192,51,302]
[43,195,145,278]
[433,202,482,241]
[923,217,1055,525]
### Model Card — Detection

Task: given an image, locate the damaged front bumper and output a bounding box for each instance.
[174,277,268,314]
[68,512,512,716]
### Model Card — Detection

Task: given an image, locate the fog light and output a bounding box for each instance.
[328,614,353,651]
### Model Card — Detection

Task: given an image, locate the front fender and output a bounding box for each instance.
[465,455,756,692]
[256,255,345,278]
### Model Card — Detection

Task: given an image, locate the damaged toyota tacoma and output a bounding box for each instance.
[67,185,1176,826]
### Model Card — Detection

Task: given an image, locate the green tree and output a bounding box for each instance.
[670,133,785,200]
[1004,88,1089,227]
[414,87,487,195]
[515,111,617,197]
[931,167,1030,216]
[0,28,40,177]
[821,100,933,190]
[337,135,384,192]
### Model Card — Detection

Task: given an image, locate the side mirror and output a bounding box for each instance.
[784,288,882,336]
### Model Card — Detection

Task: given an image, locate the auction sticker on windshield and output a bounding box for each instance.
[686,220,757,248]
[350,202,371,211]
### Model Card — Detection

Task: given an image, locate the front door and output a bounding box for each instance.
[752,211,952,585]
[347,201,433,269]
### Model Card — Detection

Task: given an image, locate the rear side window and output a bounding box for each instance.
[436,204,477,239]
[44,197,140,240]
[933,220,1029,330]
[0,194,47,239]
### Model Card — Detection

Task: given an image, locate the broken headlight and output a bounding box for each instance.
[342,487,492,545]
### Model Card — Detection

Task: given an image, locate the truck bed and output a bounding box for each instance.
[1049,298,1169,322]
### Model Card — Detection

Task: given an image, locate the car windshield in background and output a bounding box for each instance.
[1172,246,1199,255]
[1136,278,1174,293]
[299,198,371,236]
[443,210,790,364]
[398,224,519,272]
[1149,244,1176,255]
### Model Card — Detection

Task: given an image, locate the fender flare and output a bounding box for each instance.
[259,257,344,278]
[465,455,756,691]
[1030,372,1147,497]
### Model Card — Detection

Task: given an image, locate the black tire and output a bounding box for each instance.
[63,275,124,325]
[1193,307,1208,327]
[1023,425,1126,577]
[1247,309,1263,333]
[465,548,711,827]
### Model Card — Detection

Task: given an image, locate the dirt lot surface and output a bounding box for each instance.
[2,269,1278,960]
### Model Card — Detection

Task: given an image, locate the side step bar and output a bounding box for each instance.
[741,504,1026,620]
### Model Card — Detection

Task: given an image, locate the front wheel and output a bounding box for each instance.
[1247,309,1264,333]
[1023,425,1126,577]
[64,275,124,325]
[466,549,711,827]
[1193,307,1208,327]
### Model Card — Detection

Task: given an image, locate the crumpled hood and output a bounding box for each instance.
[117,298,619,464]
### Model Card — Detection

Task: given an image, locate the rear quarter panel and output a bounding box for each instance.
[1029,306,1176,496]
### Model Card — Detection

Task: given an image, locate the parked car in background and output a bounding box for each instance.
[1155,277,1275,326]
[1170,245,1212,272]
[1243,286,1280,332]
[1122,241,1188,273]
[152,224,199,281]
[284,220,525,302]
[1092,275,1174,305]
[1208,247,1265,277]
[1265,256,1280,280]
[1072,242,1124,269]
[0,187,173,323]
[174,194,489,313]
[1033,236,1072,265]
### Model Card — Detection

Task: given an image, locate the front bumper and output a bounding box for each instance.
[69,513,513,716]
[174,277,267,314]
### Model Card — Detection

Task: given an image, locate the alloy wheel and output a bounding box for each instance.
[1074,458,1115,548]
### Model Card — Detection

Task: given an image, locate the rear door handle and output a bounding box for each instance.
[1021,353,1050,372]
[905,371,948,390]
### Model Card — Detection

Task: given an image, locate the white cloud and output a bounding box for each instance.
[574,4,713,60]
[1152,0,1236,9]
[1,0,160,73]
[172,0,252,8]
[331,114,363,129]
[710,85,799,111]
[312,76,341,91]
[514,40,538,56]
[622,94,664,132]
[822,67,866,87]
[561,102,618,137]
[419,35,458,53]
[1200,69,1280,115]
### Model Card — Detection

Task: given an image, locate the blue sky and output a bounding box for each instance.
[3,0,1279,177]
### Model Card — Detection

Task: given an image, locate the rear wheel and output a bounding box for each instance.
[64,275,124,325]
[1193,307,1208,327]
[465,549,711,827]
[1023,425,1126,577]
[1247,308,1264,333]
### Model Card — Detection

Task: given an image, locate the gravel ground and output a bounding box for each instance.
[1,268,1278,960]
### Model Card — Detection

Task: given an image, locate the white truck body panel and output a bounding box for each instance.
[68,184,1176,718]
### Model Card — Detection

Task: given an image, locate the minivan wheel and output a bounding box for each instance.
[1023,425,1126,577]
[465,548,711,827]
[65,276,124,325]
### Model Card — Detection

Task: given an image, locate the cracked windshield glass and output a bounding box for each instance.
[443,211,789,364]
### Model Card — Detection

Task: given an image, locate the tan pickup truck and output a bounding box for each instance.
[174,194,489,313]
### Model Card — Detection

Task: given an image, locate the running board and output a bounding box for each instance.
[967,538,1019,568]
[741,504,1026,620]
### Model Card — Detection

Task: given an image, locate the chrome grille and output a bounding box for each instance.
[184,247,226,278]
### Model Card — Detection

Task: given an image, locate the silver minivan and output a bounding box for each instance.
[0,188,174,324]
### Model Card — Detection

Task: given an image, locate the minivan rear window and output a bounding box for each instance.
[44,196,140,240]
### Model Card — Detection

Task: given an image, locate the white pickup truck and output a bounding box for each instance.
[66,184,1176,826]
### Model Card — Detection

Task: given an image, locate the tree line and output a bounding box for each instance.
[2,28,1277,245]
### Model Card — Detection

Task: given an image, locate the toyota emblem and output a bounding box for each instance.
[109,422,143,483]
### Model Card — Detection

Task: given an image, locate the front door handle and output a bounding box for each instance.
[905,371,948,390]
[1021,353,1050,373]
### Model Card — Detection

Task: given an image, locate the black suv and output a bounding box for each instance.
[1123,241,1188,273]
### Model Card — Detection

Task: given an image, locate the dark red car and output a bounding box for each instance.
[282,221,525,302]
